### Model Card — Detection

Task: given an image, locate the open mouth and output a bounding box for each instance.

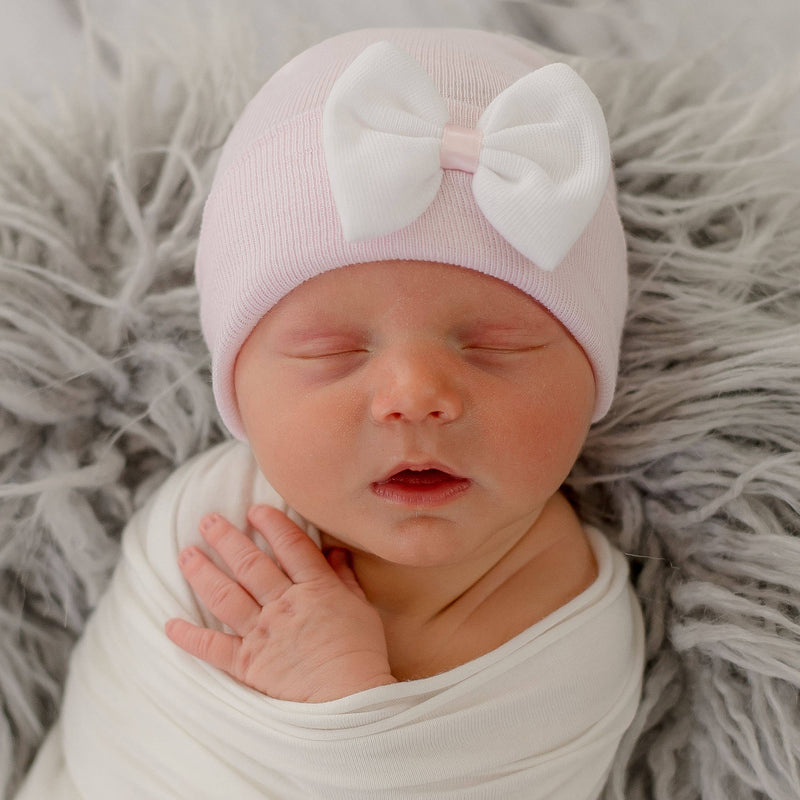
[371,467,471,507]
[387,468,454,484]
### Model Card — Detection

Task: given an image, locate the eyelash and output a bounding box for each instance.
[295,349,367,360]
[463,345,539,354]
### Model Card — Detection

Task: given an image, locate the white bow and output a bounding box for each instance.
[322,41,611,272]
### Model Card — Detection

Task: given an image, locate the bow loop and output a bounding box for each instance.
[474,62,612,271]
[322,41,611,271]
[322,41,448,241]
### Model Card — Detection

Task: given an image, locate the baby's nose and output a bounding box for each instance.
[369,348,463,425]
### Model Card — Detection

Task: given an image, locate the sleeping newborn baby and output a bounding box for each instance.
[16,27,644,800]
[169,257,608,694]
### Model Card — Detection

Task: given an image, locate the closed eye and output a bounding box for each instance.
[461,344,549,372]
[293,349,368,360]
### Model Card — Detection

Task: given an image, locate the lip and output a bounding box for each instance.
[371,461,471,508]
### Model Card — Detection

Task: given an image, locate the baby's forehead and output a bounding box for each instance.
[284,259,547,306]
[266,259,563,333]
[280,259,521,305]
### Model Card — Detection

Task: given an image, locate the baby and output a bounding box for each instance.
[16,26,644,800]
[168,23,644,787]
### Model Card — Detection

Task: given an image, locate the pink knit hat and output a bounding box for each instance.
[196,27,628,440]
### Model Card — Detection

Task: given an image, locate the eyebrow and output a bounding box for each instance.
[456,313,558,339]
[272,321,366,347]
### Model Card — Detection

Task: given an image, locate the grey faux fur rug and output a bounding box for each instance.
[2,7,800,800]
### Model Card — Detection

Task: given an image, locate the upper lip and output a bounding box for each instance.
[374,461,465,484]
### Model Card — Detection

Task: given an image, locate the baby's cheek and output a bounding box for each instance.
[496,382,592,485]
[250,401,352,507]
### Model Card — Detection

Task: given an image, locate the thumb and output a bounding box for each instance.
[325,548,367,600]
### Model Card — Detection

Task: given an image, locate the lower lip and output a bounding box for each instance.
[370,476,472,508]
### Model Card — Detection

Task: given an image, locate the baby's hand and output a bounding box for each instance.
[165,506,397,702]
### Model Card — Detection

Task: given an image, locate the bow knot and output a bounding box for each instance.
[322,41,611,272]
[440,124,484,173]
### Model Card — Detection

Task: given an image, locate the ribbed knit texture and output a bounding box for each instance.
[195,28,628,439]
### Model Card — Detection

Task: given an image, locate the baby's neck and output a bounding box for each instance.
[323,490,594,681]
[322,490,583,629]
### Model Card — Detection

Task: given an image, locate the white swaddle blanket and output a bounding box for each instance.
[17,440,645,800]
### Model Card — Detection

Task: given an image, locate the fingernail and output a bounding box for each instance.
[178,547,197,567]
[247,505,271,524]
[199,513,218,533]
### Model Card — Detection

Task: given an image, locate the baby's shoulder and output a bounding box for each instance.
[134,439,319,554]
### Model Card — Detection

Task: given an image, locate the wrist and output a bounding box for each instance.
[305,672,397,703]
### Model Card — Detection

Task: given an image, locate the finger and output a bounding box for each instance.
[199,513,292,606]
[165,617,240,676]
[247,505,333,585]
[177,546,261,634]
[325,548,367,600]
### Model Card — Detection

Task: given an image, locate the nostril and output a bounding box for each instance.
[369,363,463,424]
[374,406,455,424]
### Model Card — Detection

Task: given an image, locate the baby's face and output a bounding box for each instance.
[234,260,595,568]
